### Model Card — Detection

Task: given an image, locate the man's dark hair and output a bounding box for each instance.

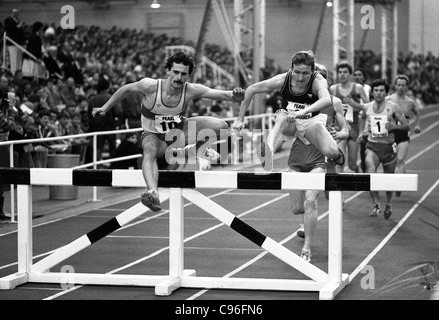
[394,74,410,85]
[291,50,315,71]
[371,78,390,93]
[336,61,353,74]
[165,51,195,75]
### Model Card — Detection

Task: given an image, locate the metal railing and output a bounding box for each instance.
[2,33,48,79]
[0,113,274,222]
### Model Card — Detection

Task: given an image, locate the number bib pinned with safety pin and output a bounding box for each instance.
[371,115,388,138]
[154,115,182,133]
[342,104,354,123]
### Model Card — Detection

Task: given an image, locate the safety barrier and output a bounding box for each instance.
[0,168,418,299]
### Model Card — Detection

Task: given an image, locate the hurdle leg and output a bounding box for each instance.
[155,188,196,296]
[320,191,349,300]
[0,185,32,289]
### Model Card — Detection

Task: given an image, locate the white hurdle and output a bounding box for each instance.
[0,168,418,299]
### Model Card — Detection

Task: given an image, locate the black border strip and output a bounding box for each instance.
[230,217,266,247]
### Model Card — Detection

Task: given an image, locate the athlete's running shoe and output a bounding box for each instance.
[297,224,305,239]
[383,204,392,220]
[141,190,161,212]
[202,147,221,162]
[327,148,345,173]
[370,204,381,217]
[300,249,312,263]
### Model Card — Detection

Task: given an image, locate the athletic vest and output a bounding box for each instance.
[365,101,395,144]
[334,83,361,123]
[279,70,320,119]
[141,79,187,133]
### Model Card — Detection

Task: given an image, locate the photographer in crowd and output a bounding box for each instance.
[0,90,16,223]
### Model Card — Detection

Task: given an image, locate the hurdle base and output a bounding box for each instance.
[0,272,29,290]
[155,269,197,296]
[319,273,349,300]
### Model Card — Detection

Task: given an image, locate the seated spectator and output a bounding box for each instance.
[110,132,142,169]
[56,110,73,152]
[8,115,34,168]
[33,109,59,167]
[69,112,89,164]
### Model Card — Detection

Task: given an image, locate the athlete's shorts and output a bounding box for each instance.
[141,117,187,145]
[347,121,360,141]
[288,138,327,172]
[394,129,410,144]
[365,141,397,166]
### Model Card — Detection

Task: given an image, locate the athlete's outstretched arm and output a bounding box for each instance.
[91,78,155,117]
[232,73,286,132]
[188,83,245,103]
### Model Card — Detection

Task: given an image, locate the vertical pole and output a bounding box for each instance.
[333,0,340,83]
[392,3,398,82]
[17,185,33,275]
[234,0,243,87]
[381,6,387,80]
[169,188,184,278]
[348,0,354,68]
[92,134,98,201]
[9,144,15,222]
[328,191,343,284]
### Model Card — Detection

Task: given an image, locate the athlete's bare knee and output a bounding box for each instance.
[304,200,317,212]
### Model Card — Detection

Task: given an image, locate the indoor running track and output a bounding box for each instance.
[0,106,438,301]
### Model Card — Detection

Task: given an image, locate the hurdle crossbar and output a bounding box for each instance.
[0,168,418,300]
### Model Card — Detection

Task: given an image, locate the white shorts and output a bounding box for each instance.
[296,113,327,145]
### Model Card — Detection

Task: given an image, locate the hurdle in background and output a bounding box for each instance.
[0,168,418,300]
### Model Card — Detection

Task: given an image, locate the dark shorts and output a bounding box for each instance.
[288,138,327,172]
[394,129,410,144]
[366,141,397,166]
[347,121,360,141]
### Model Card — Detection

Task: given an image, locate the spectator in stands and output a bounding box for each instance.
[43,46,63,80]
[120,71,142,129]
[8,115,33,168]
[33,109,58,167]
[68,112,89,164]
[208,102,226,118]
[87,74,121,163]
[110,132,142,169]
[4,8,25,76]
[60,77,78,105]
[0,90,16,223]
[22,21,44,79]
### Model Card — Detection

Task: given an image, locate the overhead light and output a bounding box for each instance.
[326,1,333,7]
[151,0,161,9]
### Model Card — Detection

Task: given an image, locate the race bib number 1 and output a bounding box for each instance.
[155,115,182,133]
[371,115,388,137]
[342,104,354,122]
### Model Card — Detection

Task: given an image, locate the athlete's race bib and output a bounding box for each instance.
[342,104,354,122]
[286,102,312,119]
[154,115,182,133]
[370,115,388,138]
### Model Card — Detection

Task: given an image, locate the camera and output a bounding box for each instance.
[0,100,9,114]
[0,90,13,113]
